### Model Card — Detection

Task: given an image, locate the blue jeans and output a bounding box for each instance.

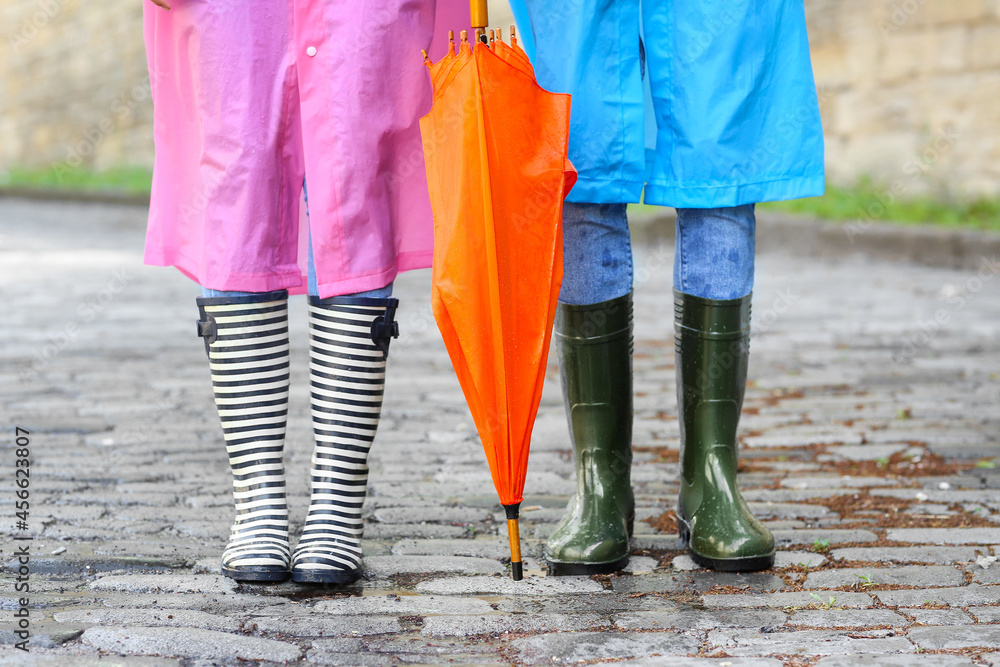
[201,182,393,299]
[558,202,755,304]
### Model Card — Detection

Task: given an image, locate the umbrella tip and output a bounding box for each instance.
[511,561,523,581]
[421,49,430,65]
[460,30,468,44]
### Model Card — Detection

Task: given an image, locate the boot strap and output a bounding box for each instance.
[370,301,400,358]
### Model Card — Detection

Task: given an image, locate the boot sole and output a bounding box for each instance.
[546,555,629,576]
[678,521,774,572]
[291,568,361,584]
[688,550,774,572]
[222,565,290,582]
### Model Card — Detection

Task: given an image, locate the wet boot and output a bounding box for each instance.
[546,293,634,576]
[674,291,774,571]
[292,296,399,583]
[197,291,291,582]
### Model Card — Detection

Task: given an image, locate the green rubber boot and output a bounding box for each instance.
[546,293,635,576]
[674,291,774,571]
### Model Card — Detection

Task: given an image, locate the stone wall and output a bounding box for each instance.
[1,0,998,199]
[0,0,152,174]
[808,0,1000,199]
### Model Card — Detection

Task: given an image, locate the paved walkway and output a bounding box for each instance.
[2,198,1000,666]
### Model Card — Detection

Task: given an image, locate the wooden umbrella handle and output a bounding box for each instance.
[471,0,488,40]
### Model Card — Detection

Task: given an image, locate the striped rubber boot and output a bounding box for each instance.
[292,296,399,584]
[196,291,291,582]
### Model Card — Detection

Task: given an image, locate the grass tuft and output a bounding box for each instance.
[632,178,1000,231]
[757,178,1000,231]
[0,165,153,195]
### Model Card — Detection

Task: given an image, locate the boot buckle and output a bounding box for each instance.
[196,311,218,355]
[370,300,400,358]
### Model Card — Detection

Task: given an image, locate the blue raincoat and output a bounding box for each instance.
[508,0,825,207]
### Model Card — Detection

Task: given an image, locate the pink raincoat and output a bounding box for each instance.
[143,1,468,298]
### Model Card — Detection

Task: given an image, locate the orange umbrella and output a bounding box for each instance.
[419,9,576,580]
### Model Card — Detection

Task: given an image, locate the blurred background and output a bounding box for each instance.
[1,0,998,227]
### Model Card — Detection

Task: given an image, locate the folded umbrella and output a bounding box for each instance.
[419,4,576,580]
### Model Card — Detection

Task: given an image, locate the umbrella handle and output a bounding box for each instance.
[507,519,523,580]
[470,0,488,41]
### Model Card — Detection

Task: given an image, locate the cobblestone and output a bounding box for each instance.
[416,575,605,596]
[363,555,505,577]
[391,538,508,558]
[770,528,880,546]
[314,595,494,616]
[53,609,240,632]
[909,625,1000,650]
[701,592,875,609]
[246,615,403,637]
[6,200,1000,663]
[81,626,302,661]
[0,656,179,667]
[613,609,786,630]
[887,528,1000,544]
[512,631,701,665]
[803,565,965,588]
[707,628,914,656]
[87,574,238,594]
[813,657,976,667]
[875,585,1000,607]
[421,613,604,637]
[905,608,976,625]
[785,609,909,628]
[830,546,981,564]
[615,660,782,667]
[969,607,1000,623]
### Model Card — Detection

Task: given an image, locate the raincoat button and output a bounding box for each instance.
[306,46,317,57]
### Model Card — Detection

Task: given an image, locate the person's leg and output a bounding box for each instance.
[673,205,755,301]
[291,294,398,583]
[545,202,636,576]
[672,205,774,571]
[196,288,291,581]
[292,201,397,583]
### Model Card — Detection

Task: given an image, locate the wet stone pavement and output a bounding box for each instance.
[2,198,1000,666]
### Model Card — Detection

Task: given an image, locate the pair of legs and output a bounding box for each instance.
[547,202,774,574]
[197,229,397,584]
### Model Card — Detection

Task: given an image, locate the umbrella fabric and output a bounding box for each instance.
[421,35,576,508]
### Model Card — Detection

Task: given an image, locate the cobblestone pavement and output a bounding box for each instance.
[2,198,1000,666]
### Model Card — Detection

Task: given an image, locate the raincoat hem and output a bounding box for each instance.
[313,249,432,299]
[145,250,306,294]
[643,174,825,209]
[565,177,644,205]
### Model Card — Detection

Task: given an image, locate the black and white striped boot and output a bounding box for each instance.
[196,291,291,582]
[291,296,399,584]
